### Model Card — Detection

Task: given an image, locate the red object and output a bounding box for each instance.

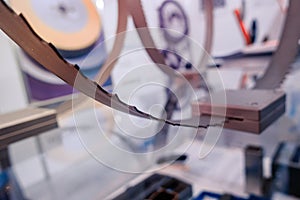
[234,9,251,45]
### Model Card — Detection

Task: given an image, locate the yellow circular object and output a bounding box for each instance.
[10,0,101,51]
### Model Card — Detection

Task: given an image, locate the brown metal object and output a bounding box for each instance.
[254,0,300,89]
[192,90,286,133]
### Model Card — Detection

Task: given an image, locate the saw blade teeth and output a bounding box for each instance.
[254,0,300,90]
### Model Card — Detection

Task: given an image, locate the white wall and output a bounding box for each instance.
[0,32,28,114]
